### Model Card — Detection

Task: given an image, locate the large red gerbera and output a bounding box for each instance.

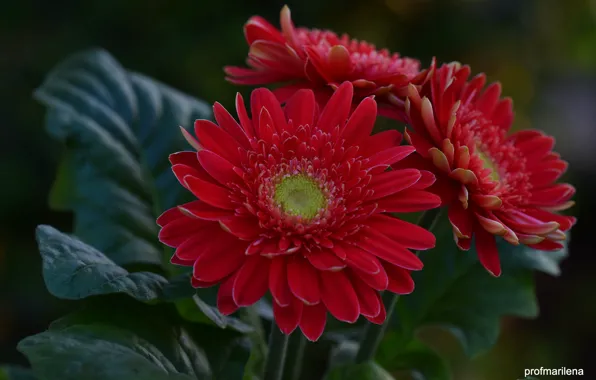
[224,6,433,119]
[399,62,576,276]
[157,82,441,341]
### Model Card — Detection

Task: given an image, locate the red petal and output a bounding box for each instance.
[193,239,247,282]
[269,256,293,307]
[225,66,291,85]
[273,296,303,335]
[492,98,513,131]
[527,240,564,251]
[456,236,472,250]
[174,225,227,260]
[359,130,402,157]
[383,262,415,294]
[217,274,239,315]
[356,229,424,271]
[299,303,327,341]
[364,293,386,324]
[342,97,377,145]
[235,92,255,139]
[284,89,316,128]
[529,184,575,206]
[288,256,321,305]
[244,16,285,45]
[178,200,234,221]
[350,274,381,318]
[158,217,213,247]
[376,189,441,213]
[340,243,381,274]
[156,206,183,227]
[194,120,242,165]
[317,82,353,133]
[232,255,271,306]
[367,169,422,200]
[326,45,353,79]
[530,168,565,188]
[498,209,560,235]
[306,248,346,271]
[185,176,235,210]
[251,88,287,135]
[367,146,415,170]
[320,270,360,323]
[213,102,250,148]
[366,214,436,250]
[524,208,576,231]
[171,254,194,267]
[404,130,434,159]
[169,151,201,167]
[448,201,473,239]
[476,82,501,116]
[474,226,501,277]
[220,216,263,240]
[172,163,214,188]
[191,277,219,288]
[249,41,303,75]
[350,266,389,291]
[197,150,239,185]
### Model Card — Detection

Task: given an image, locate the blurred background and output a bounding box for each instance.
[1,0,594,379]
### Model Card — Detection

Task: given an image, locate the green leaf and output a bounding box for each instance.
[175,294,254,334]
[36,48,211,266]
[17,324,202,380]
[0,366,37,380]
[162,273,254,333]
[48,299,212,380]
[325,361,395,380]
[386,213,568,357]
[377,338,450,380]
[36,224,167,301]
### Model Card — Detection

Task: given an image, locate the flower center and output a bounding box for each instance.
[274,175,326,219]
[476,148,500,182]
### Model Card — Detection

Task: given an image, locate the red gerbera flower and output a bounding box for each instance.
[157,82,441,341]
[399,62,576,276]
[224,6,433,119]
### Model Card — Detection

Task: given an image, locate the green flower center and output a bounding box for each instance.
[274,175,326,219]
[477,148,500,182]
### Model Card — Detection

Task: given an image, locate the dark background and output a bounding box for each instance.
[1,0,594,379]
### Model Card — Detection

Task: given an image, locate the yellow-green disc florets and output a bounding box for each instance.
[274,175,326,219]
[477,149,501,182]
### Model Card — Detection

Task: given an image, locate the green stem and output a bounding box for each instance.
[354,208,442,363]
[264,323,290,380]
[282,333,307,380]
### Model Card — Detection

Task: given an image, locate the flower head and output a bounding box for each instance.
[157,82,441,341]
[225,6,433,119]
[400,62,576,276]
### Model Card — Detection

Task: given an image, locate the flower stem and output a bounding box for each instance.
[354,208,442,363]
[264,323,290,380]
[282,332,307,380]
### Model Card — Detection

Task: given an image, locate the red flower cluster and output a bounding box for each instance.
[158,83,440,341]
[399,63,575,276]
[159,6,576,340]
[225,6,433,119]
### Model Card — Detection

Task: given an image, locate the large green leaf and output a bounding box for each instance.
[382,213,568,360]
[0,366,37,380]
[17,324,202,380]
[162,273,254,333]
[36,224,167,301]
[377,338,449,380]
[50,298,252,380]
[47,299,212,380]
[36,48,211,266]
